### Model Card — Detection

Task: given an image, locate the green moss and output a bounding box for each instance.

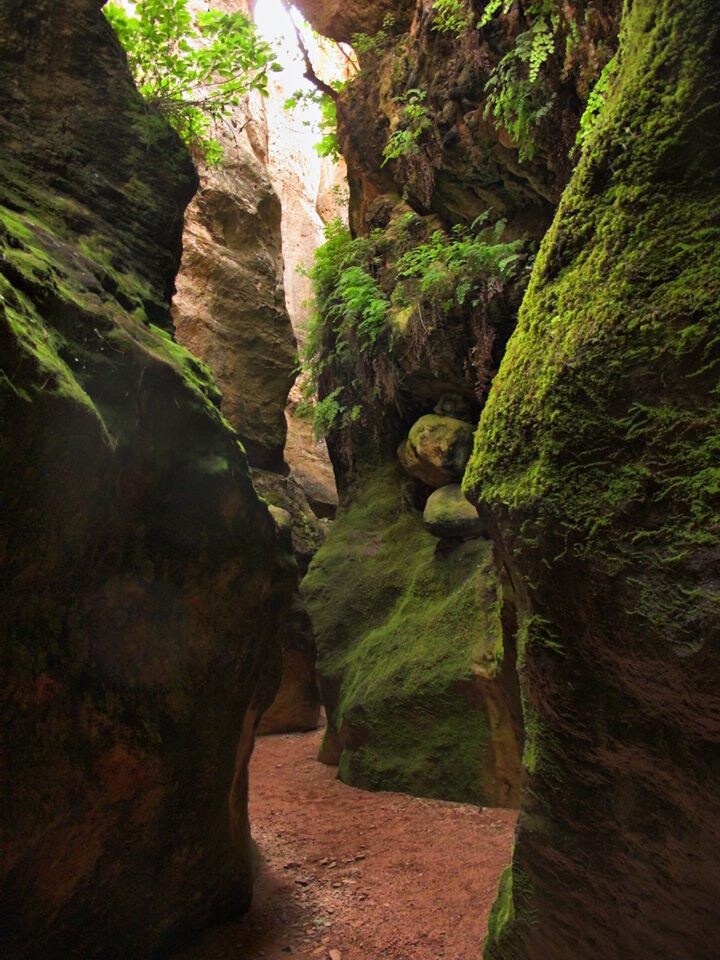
[0,269,109,434]
[0,195,236,456]
[463,0,720,955]
[338,700,491,801]
[302,463,513,804]
[484,865,536,960]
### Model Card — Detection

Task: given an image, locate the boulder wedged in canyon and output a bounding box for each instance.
[463,1,720,956]
[302,464,523,806]
[0,2,296,956]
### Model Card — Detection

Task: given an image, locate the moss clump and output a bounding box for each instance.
[302,463,519,805]
[0,200,234,447]
[484,864,536,960]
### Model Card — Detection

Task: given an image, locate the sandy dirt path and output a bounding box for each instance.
[173,727,516,960]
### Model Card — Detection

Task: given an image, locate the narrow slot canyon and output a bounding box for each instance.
[173,726,516,960]
[1,1,719,960]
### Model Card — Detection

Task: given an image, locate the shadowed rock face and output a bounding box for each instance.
[0,1,296,956]
[464,1,720,956]
[291,0,415,44]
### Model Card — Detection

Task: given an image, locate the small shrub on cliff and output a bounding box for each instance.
[352,14,396,59]
[104,0,281,163]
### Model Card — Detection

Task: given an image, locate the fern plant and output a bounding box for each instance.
[382,89,432,165]
[301,220,390,438]
[395,217,524,312]
[482,16,559,160]
[431,0,472,33]
[575,54,619,148]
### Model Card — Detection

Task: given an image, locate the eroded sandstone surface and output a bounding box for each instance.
[0,1,297,955]
[292,0,620,807]
[464,1,720,956]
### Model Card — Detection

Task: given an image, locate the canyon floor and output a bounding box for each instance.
[173,725,516,960]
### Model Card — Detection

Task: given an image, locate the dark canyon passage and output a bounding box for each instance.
[1,1,719,960]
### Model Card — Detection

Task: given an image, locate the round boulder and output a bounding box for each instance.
[434,392,475,420]
[423,484,486,539]
[398,414,475,487]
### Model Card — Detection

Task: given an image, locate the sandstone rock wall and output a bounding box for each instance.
[170,0,328,735]
[172,129,295,471]
[171,0,296,472]
[0,1,295,955]
[464,1,720,955]
[291,0,620,813]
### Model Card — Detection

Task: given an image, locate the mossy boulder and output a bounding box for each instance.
[398,414,475,487]
[302,464,522,806]
[464,1,720,956]
[424,484,486,540]
[251,467,326,576]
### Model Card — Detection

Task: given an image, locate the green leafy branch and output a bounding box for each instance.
[104,0,281,163]
[284,85,345,161]
[431,0,472,34]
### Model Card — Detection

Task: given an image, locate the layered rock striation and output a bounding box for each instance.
[172,128,296,471]
[0,1,296,955]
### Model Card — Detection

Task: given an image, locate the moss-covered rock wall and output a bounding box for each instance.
[291,0,622,807]
[464,0,720,955]
[0,1,297,955]
[302,464,523,805]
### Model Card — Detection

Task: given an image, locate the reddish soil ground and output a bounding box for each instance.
[173,727,516,960]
